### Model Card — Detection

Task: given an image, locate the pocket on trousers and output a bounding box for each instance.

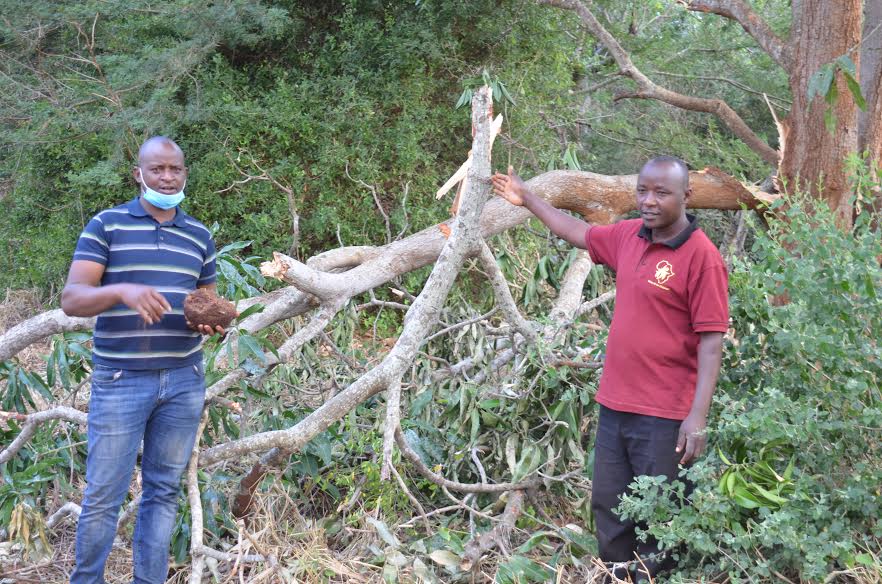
[92,366,123,385]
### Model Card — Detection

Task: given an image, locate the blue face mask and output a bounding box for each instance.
[139,168,186,210]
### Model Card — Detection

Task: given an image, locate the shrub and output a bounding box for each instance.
[618,188,882,581]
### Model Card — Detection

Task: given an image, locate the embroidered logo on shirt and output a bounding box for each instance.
[649,260,674,290]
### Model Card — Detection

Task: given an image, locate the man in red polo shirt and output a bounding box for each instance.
[492,156,727,580]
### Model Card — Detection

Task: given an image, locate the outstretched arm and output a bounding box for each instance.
[491,166,591,249]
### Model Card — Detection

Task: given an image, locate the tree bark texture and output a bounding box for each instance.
[859,0,882,164]
[780,0,863,222]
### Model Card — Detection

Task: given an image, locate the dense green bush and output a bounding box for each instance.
[0,0,782,295]
[619,180,882,581]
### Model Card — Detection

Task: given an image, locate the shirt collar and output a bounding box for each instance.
[637,213,698,249]
[126,196,188,227]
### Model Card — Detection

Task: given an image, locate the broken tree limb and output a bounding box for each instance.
[0,165,767,365]
[0,406,87,464]
[381,378,402,480]
[477,240,537,343]
[200,86,498,467]
[46,501,82,530]
[0,310,94,363]
[187,409,211,584]
[460,489,526,571]
[395,427,542,494]
[575,289,617,320]
[436,113,504,200]
[205,302,339,402]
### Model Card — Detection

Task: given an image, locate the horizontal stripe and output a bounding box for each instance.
[80,231,109,248]
[153,286,195,294]
[101,308,185,317]
[103,223,157,232]
[93,344,202,359]
[186,219,211,235]
[74,251,107,262]
[163,227,207,251]
[109,243,204,262]
[94,329,200,339]
[203,252,217,265]
[97,209,133,220]
[104,264,201,277]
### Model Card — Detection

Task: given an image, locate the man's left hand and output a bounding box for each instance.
[676,413,707,465]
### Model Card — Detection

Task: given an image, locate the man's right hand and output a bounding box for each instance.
[492,165,529,206]
[118,284,172,325]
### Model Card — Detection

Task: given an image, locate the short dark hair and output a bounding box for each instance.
[137,136,183,164]
[642,155,690,189]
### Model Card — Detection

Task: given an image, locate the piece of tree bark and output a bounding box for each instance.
[859,0,882,165]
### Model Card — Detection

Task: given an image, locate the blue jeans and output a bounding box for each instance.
[71,363,205,584]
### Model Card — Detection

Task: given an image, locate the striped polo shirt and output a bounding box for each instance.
[73,197,217,370]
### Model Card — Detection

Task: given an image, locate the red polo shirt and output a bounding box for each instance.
[585,216,728,420]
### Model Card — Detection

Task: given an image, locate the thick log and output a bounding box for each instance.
[0,167,767,365]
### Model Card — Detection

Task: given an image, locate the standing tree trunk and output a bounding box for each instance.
[780,0,863,223]
[859,0,882,167]
[544,0,882,229]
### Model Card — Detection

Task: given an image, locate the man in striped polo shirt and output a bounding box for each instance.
[62,136,223,583]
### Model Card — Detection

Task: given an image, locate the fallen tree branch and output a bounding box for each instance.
[539,0,780,167]
[381,378,402,480]
[206,302,339,402]
[0,166,767,365]
[187,409,211,584]
[0,310,93,363]
[395,426,541,494]
[460,489,526,570]
[46,501,82,529]
[424,307,498,345]
[200,86,498,467]
[477,241,537,342]
[193,545,266,564]
[0,406,87,464]
[575,289,617,320]
[388,463,430,532]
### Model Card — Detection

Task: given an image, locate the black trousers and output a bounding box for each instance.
[592,405,686,580]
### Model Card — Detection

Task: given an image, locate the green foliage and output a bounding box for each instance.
[0,0,787,294]
[617,186,882,581]
[1,332,91,413]
[807,55,867,132]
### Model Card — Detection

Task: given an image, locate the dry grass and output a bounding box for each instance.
[0,518,134,584]
[0,288,51,374]
[3,490,880,584]
[0,288,44,334]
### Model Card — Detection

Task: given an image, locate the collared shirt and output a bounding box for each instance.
[73,197,217,370]
[584,215,729,420]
